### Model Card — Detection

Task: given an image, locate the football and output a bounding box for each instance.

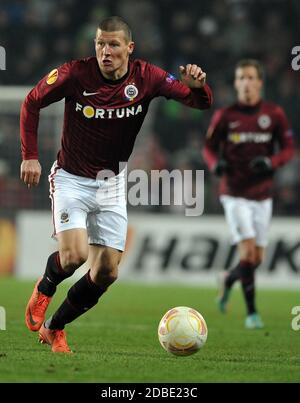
[158,306,208,356]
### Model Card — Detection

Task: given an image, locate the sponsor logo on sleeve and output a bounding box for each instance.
[46,68,58,85]
[166,73,176,83]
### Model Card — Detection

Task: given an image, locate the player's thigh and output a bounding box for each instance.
[220,196,255,244]
[253,198,273,248]
[57,229,89,268]
[50,165,92,236]
[87,205,128,253]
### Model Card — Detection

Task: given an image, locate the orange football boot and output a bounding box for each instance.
[39,325,72,353]
[25,278,52,331]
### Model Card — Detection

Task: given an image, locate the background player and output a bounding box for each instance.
[203,59,294,329]
[20,16,212,352]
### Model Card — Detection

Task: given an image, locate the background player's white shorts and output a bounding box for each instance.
[220,195,273,247]
[49,162,127,251]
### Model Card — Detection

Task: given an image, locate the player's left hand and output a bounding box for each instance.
[179,64,206,88]
[250,156,273,174]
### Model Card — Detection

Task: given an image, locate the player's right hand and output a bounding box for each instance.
[213,159,228,177]
[20,159,42,188]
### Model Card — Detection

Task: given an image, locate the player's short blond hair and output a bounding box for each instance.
[235,59,264,80]
[98,16,132,43]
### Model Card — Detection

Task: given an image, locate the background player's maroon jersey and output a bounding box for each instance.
[20,57,212,178]
[203,101,295,200]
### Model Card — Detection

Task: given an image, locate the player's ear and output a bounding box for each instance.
[128,42,135,55]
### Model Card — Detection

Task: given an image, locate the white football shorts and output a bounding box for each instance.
[48,162,127,251]
[220,195,272,247]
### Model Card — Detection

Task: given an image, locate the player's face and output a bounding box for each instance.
[95,29,134,80]
[234,66,263,104]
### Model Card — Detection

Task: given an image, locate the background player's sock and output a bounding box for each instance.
[239,260,256,315]
[48,270,107,330]
[38,252,75,297]
[224,263,241,289]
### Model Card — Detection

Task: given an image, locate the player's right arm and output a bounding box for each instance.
[203,109,227,176]
[20,62,75,187]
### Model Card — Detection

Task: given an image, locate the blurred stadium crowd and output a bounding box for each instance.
[0,0,300,215]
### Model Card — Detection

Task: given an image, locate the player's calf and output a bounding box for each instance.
[38,251,77,296]
[45,270,109,331]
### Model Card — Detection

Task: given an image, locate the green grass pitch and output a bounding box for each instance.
[0,277,299,383]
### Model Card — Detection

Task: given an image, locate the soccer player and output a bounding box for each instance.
[203,59,294,329]
[20,16,212,353]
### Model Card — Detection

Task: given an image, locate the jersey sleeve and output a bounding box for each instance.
[271,106,295,169]
[20,61,76,160]
[148,64,212,110]
[203,109,227,171]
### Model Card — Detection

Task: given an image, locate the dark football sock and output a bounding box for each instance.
[224,264,241,289]
[38,252,75,297]
[225,261,259,290]
[239,260,256,315]
[48,270,107,330]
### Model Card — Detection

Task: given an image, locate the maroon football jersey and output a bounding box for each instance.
[20,57,212,178]
[203,101,295,200]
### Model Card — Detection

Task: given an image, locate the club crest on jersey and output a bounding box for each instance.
[124,84,138,101]
[258,114,271,129]
[46,69,58,85]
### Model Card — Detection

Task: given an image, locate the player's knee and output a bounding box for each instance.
[91,248,120,287]
[241,248,256,265]
[60,249,87,272]
[94,264,118,288]
[254,256,263,266]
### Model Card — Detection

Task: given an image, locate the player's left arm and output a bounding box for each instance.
[149,63,212,109]
[270,106,295,169]
[203,109,227,175]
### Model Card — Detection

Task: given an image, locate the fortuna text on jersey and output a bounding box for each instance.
[228,132,272,144]
[75,102,143,119]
